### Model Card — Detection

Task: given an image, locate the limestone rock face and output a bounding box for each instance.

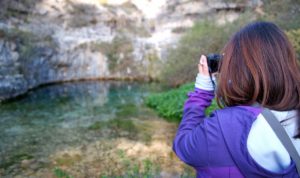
[0,0,253,100]
[0,39,27,100]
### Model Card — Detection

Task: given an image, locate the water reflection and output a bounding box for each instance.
[0,81,193,177]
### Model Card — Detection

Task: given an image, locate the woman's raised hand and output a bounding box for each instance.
[198,55,210,76]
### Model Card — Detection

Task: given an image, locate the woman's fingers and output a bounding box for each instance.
[198,55,210,76]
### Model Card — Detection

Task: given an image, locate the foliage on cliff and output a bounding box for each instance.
[161,14,252,86]
[0,28,55,61]
[261,0,300,30]
[161,0,300,86]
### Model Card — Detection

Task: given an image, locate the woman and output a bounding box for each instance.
[173,21,300,177]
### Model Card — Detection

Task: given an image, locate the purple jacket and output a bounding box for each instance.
[173,88,299,178]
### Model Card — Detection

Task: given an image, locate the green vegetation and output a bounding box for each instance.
[84,35,134,72]
[162,0,300,86]
[1,28,34,59]
[115,103,137,118]
[150,0,300,122]
[55,154,82,167]
[53,167,74,178]
[53,150,164,178]
[286,29,300,59]
[88,118,137,133]
[262,0,300,61]
[261,0,300,30]
[146,83,219,122]
[144,51,162,80]
[99,149,161,177]
[0,28,55,61]
[88,118,155,143]
[162,14,252,86]
[0,153,33,169]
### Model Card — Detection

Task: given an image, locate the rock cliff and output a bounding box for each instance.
[0,0,254,100]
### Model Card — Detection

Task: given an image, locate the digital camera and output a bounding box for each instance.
[206,54,221,73]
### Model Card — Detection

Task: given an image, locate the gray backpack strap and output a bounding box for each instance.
[261,108,300,175]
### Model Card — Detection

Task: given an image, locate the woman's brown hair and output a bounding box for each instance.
[216,21,300,138]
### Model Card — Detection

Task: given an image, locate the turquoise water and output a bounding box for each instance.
[0,81,193,177]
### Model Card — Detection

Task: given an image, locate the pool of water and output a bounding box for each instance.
[0,81,193,177]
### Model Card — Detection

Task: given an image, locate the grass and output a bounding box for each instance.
[54,154,82,167]
[115,103,137,118]
[53,167,74,178]
[99,149,161,178]
[145,83,219,122]
[53,150,162,178]
[88,118,137,134]
[87,118,156,143]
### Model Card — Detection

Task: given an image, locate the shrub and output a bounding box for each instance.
[261,0,300,30]
[161,0,300,87]
[53,167,74,178]
[161,14,253,86]
[146,83,218,122]
[286,29,300,60]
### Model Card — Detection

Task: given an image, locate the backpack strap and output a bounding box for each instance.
[261,108,300,175]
